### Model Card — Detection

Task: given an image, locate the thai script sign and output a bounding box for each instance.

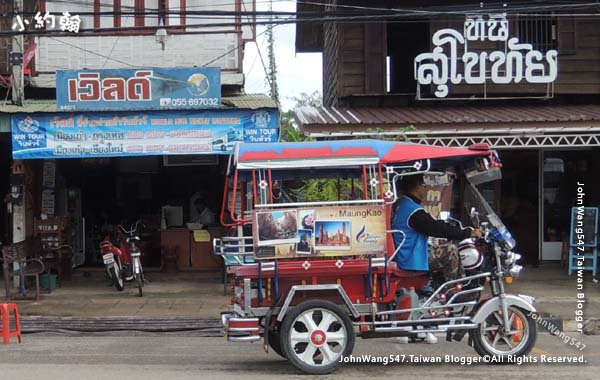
[253,205,386,259]
[11,109,279,159]
[56,67,221,111]
[422,172,454,219]
[415,14,558,98]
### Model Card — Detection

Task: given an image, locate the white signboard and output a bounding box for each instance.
[415,14,558,98]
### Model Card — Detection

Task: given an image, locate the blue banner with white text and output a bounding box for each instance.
[11,109,279,159]
[56,67,221,111]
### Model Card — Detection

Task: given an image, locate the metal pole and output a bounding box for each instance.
[538,149,544,263]
[11,0,24,105]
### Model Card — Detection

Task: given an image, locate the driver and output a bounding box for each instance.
[393,174,483,272]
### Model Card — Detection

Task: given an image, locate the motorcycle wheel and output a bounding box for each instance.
[281,300,354,375]
[134,258,144,297]
[471,306,537,362]
[136,274,143,297]
[109,256,125,291]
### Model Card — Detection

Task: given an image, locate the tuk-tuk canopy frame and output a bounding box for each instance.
[221,140,495,227]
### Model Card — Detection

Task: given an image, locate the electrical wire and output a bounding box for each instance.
[6,8,600,37]
[11,0,600,19]
[202,21,282,67]
[46,36,137,67]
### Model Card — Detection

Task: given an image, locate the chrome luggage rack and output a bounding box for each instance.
[213,236,256,265]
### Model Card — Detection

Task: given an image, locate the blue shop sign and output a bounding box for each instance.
[11,109,279,159]
[56,67,221,111]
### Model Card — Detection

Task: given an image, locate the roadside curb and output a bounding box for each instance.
[17,315,600,336]
[563,319,600,335]
[19,316,223,336]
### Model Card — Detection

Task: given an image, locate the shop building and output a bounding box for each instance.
[0,0,256,91]
[2,95,278,275]
[294,1,600,266]
[0,1,277,283]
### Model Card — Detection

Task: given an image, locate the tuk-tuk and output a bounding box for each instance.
[214,139,536,374]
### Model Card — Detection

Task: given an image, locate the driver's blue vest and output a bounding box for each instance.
[392,196,429,271]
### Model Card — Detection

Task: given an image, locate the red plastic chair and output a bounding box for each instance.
[0,303,22,345]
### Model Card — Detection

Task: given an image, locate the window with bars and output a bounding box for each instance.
[516,16,557,52]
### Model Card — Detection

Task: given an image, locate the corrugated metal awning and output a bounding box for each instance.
[294,104,600,128]
[294,104,600,149]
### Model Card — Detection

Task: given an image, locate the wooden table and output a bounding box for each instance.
[160,228,224,271]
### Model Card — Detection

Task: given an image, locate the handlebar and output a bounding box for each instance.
[118,219,144,235]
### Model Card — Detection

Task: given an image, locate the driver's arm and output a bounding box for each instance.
[408,210,473,240]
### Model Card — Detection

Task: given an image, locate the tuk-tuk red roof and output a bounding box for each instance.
[235,140,489,168]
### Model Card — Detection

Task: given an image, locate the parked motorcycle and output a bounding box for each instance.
[100,237,124,291]
[120,220,145,297]
[99,220,145,296]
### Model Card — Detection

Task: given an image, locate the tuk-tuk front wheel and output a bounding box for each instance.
[281,300,355,374]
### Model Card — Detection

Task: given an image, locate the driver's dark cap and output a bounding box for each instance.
[402,174,425,192]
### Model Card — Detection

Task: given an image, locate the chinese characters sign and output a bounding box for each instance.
[56,68,221,111]
[415,14,558,98]
[11,109,279,159]
[12,12,81,33]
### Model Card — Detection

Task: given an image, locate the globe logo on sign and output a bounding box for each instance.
[17,116,40,133]
[251,111,271,128]
[187,73,210,96]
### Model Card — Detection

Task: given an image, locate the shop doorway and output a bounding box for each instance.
[500,150,540,266]
[54,155,228,269]
[541,149,599,262]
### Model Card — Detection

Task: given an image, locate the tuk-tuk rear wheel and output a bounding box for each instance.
[281,300,354,375]
[268,331,286,358]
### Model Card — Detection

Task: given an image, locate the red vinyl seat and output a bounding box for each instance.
[387,262,429,290]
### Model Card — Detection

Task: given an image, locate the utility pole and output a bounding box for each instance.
[11,0,24,106]
[266,0,279,104]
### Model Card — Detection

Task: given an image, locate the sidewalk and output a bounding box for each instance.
[2,270,231,318]
[2,264,598,333]
[508,263,599,334]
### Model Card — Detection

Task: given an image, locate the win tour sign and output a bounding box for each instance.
[56,67,221,111]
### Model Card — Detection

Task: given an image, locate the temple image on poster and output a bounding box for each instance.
[255,210,298,246]
[315,221,351,250]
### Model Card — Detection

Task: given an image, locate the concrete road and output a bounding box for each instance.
[0,333,598,380]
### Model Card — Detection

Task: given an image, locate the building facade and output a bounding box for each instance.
[0,1,277,280]
[294,0,600,266]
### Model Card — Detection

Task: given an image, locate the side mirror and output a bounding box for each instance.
[470,207,478,218]
[470,207,480,227]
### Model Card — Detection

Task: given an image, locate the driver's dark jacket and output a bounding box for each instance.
[393,194,471,271]
[405,195,472,241]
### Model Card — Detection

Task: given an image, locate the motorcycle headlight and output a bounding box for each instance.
[505,251,522,265]
[509,264,523,278]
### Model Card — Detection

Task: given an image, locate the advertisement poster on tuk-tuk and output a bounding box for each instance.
[252,204,387,259]
[422,172,454,219]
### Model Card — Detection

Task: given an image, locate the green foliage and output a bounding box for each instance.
[280,91,322,142]
[291,178,363,202]
[363,126,417,141]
